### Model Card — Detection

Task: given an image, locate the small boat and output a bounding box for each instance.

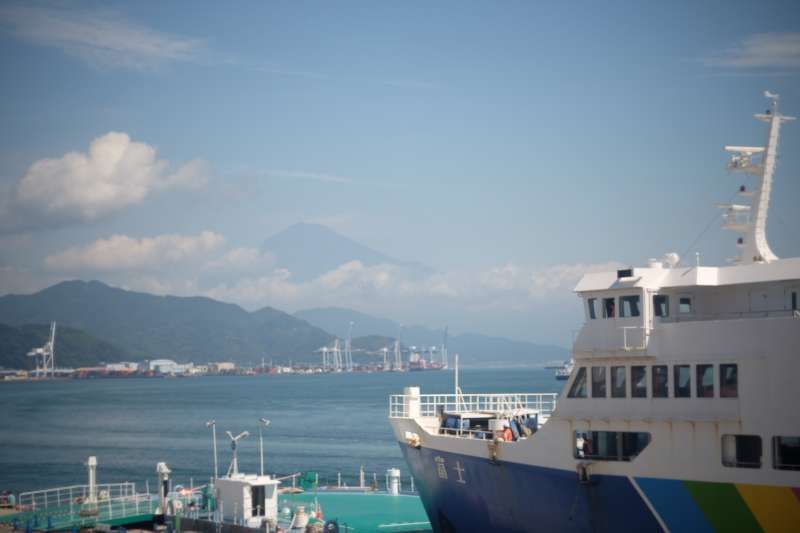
[554,359,573,380]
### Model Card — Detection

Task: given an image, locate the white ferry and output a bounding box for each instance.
[388,92,800,532]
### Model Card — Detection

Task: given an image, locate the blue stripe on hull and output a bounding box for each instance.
[400,443,662,532]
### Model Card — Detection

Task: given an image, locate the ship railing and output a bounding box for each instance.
[437,427,495,440]
[17,482,143,512]
[389,392,558,419]
[621,326,649,351]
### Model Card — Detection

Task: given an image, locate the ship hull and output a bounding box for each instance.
[400,443,800,532]
[401,443,661,532]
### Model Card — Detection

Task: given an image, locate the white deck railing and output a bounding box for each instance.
[389,392,558,419]
[18,482,141,511]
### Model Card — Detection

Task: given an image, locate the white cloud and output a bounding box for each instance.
[12,131,210,225]
[0,4,201,69]
[45,231,225,271]
[705,32,800,69]
[203,260,621,314]
[203,247,275,273]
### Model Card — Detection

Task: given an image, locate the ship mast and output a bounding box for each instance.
[721,91,795,264]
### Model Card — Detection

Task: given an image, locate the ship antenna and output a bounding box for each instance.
[720,91,795,264]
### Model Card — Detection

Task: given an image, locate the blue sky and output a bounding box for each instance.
[0,1,798,345]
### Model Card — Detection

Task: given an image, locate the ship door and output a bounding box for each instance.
[252,485,265,516]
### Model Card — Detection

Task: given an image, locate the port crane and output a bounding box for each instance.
[27,321,56,378]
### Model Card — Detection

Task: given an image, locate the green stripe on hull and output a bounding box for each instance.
[684,481,762,532]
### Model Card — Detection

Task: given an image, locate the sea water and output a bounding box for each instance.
[0,368,561,493]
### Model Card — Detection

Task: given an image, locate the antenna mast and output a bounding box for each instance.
[721,91,795,264]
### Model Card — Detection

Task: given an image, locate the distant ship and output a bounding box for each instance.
[388,92,800,532]
[554,359,573,380]
[408,348,448,372]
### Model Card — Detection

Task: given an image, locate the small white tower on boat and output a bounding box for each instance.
[86,456,98,505]
[720,91,795,264]
[156,462,172,514]
[215,429,279,527]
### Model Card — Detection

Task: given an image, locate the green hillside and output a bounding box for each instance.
[0,281,334,364]
[0,323,130,369]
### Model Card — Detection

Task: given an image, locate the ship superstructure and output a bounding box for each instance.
[388,93,800,532]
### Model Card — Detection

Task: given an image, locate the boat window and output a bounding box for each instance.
[720,364,738,398]
[591,367,606,398]
[631,366,647,398]
[696,364,714,398]
[674,365,691,398]
[611,366,626,398]
[652,365,668,398]
[568,367,587,398]
[620,295,641,318]
[653,295,669,317]
[773,437,800,471]
[792,291,798,311]
[679,296,693,314]
[574,431,651,462]
[587,298,597,319]
[602,298,616,318]
[722,435,762,469]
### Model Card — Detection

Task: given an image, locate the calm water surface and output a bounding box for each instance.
[0,368,562,493]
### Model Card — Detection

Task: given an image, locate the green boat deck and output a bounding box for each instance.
[279,491,432,532]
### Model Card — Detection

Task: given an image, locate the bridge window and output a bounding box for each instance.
[611,366,626,398]
[620,295,641,317]
[674,365,691,398]
[696,364,714,398]
[568,367,587,398]
[587,298,597,319]
[653,295,669,317]
[773,437,800,471]
[631,366,647,398]
[720,364,738,398]
[603,298,616,318]
[679,296,693,314]
[591,367,606,398]
[722,434,762,469]
[652,365,668,398]
[574,431,651,461]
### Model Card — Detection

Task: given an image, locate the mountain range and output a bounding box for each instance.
[0,260,566,368]
[295,307,567,366]
[0,280,333,366]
